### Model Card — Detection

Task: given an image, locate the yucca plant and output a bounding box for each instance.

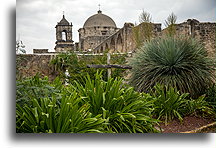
[129,37,215,98]
[73,72,159,133]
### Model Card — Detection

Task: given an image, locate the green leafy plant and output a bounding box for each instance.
[16,74,63,107]
[50,51,127,83]
[205,84,216,113]
[16,91,105,133]
[151,84,214,125]
[73,72,159,133]
[129,37,215,98]
[186,95,215,118]
[152,84,189,124]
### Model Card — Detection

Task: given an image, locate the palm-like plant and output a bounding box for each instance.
[129,37,215,98]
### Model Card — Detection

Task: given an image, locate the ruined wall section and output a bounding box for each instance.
[195,22,215,57]
[162,19,215,58]
[94,22,162,53]
[16,54,58,80]
[93,23,134,53]
[195,23,216,80]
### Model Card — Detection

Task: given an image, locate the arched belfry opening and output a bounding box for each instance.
[62,30,67,41]
[55,14,74,52]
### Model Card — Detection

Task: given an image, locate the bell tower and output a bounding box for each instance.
[55,14,74,52]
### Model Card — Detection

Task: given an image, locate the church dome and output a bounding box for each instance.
[83,10,117,28]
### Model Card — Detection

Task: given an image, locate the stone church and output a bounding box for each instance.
[28,8,215,56]
[54,9,136,53]
[21,9,216,79]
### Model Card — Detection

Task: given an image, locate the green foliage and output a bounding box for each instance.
[164,12,177,36]
[152,84,189,124]
[110,53,128,78]
[71,72,159,133]
[203,84,216,114]
[16,74,63,107]
[16,72,159,133]
[151,84,214,124]
[16,91,105,133]
[186,95,214,118]
[132,22,153,48]
[50,51,127,83]
[129,37,215,98]
[16,75,106,133]
[17,71,214,133]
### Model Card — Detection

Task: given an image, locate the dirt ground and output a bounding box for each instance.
[157,116,215,133]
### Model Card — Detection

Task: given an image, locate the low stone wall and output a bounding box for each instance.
[16,54,58,80]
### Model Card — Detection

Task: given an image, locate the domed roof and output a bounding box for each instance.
[83,10,117,28]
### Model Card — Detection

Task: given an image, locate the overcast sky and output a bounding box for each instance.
[16,0,215,53]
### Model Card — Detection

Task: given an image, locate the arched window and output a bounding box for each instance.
[116,34,123,52]
[100,46,104,53]
[62,31,67,41]
[110,38,115,51]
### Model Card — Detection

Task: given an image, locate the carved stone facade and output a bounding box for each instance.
[54,15,74,52]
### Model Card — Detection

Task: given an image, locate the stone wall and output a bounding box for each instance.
[16,54,58,80]
[17,19,215,79]
[94,23,136,53]
[162,19,216,57]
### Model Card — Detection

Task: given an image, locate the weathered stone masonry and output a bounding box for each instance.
[17,17,216,79]
[16,54,58,80]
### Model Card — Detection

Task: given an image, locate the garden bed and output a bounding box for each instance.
[158,116,215,133]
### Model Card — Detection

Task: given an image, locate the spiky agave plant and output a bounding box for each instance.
[129,37,215,98]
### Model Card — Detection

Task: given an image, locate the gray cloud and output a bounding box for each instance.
[16,0,216,53]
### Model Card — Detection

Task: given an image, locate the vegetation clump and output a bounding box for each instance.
[16,73,159,133]
[129,37,215,98]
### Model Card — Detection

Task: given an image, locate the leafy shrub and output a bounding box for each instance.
[205,84,216,113]
[16,74,63,107]
[16,72,159,133]
[186,95,214,118]
[151,84,189,124]
[151,84,214,124]
[50,51,127,83]
[129,37,215,98]
[73,72,159,133]
[16,90,105,133]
